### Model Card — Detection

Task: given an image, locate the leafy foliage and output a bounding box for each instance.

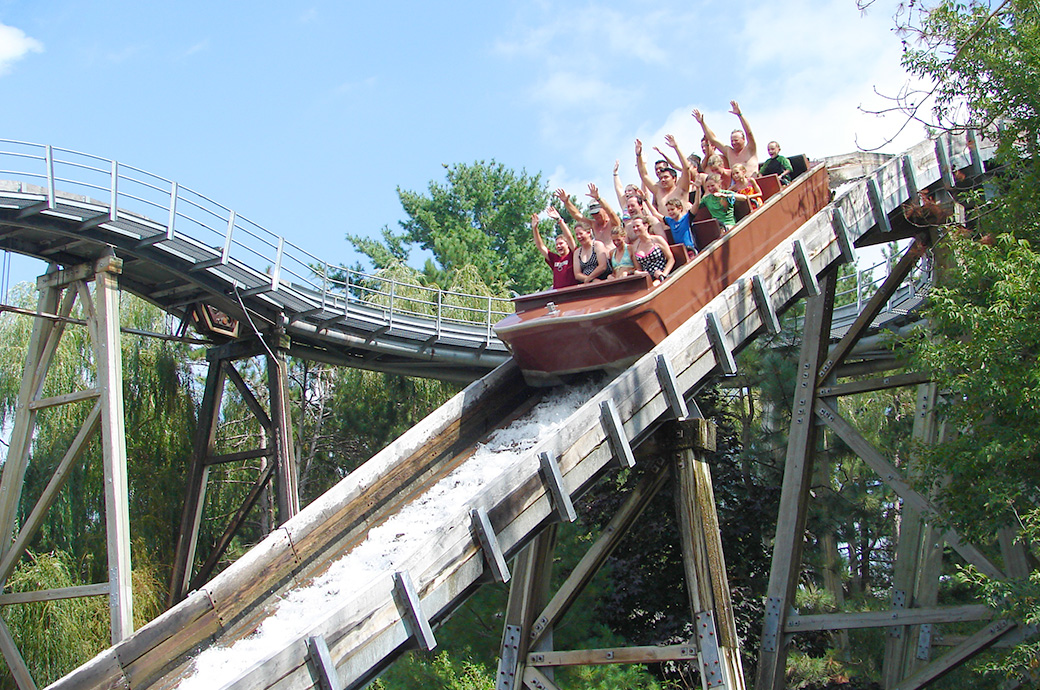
[348,161,550,294]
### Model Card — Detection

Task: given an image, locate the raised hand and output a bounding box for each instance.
[730,100,742,116]
[613,159,620,174]
[586,183,601,200]
[555,188,568,203]
[664,134,677,149]
[530,213,540,228]
[546,206,561,220]
[635,139,643,156]
[691,109,704,123]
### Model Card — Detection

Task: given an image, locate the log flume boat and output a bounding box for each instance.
[494,165,832,385]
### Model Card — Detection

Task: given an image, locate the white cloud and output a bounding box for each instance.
[499,0,933,202]
[0,23,43,76]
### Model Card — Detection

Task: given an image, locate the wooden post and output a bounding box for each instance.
[169,358,226,604]
[755,270,836,690]
[497,525,557,690]
[93,253,133,642]
[0,265,62,556]
[268,345,299,523]
[668,418,745,690]
[883,383,940,685]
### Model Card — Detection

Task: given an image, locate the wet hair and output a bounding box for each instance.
[654,159,669,169]
[658,167,677,178]
[687,153,702,167]
[705,173,723,186]
[610,226,624,237]
[574,219,594,231]
[706,154,725,169]
[665,197,685,210]
[731,129,744,138]
[732,163,747,175]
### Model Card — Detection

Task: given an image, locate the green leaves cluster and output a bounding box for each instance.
[348,161,550,295]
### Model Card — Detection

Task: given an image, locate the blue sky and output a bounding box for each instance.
[0,0,924,288]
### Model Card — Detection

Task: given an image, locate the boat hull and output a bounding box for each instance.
[494,165,831,384]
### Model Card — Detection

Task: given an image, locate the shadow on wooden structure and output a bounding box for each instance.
[0,252,132,690]
[754,230,1030,690]
[496,418,746,690]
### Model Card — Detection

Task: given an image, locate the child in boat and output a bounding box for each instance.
[730,163,763,211]
[704,154,731,191]
[657,196,699,258]
[759,140,793,184]
[695,173,751,233]
[531,208,577,290]
[608,226,636,279]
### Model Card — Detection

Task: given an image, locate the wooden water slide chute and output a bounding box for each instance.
[38,131,999,690]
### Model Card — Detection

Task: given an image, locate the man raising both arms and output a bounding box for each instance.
[692,100,759,176]
[635,134,693,215]
[555,183,621,247]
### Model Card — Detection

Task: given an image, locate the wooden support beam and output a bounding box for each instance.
[169,358,226,605]
[816,371,930,398]
[814,398,1005,580]
[0,582,109,606]
[0,275,62,558]
[93,257,134,643]
[528,643,697,667]
[538,453,576,524]
[224,360,272,429]
[392,570,436,652]
[27,387,100,410]
[785,605,993,633]
[817,238,927,385]
[472,507,510,584]
[0,615,36,690]
[497,527,557,690]
[793,240,820,297]
[706,312,737,376]
[600,400,636,469]
[268,349,300,523]
[830,207,857,265]
[523,666,561,690]
[528,466,669,648]
[893,619,1014,690]
[902,155,920,199]
[751,274,781,336]
[866,177,894,234]
[0,402,102,586]
[885,382,941,684]
[656,354,690,419]
[756,270,836,690]
[306,635,342,690]
[188,461,277,593]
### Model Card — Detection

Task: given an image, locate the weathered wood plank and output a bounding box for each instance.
[786,605,993,632]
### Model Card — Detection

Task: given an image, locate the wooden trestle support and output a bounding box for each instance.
[754,230,1032,690]
[495,418,746,690]
[0,253,132,690]
[169,332,301,606]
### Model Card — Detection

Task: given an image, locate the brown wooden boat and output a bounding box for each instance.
[494,165,831,385]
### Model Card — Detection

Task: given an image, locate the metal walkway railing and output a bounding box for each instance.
[0,139,512,381]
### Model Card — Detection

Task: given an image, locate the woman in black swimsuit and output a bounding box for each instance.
[572,221,610,284]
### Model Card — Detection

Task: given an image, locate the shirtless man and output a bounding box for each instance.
[692,100,759,176]
[635,134,693,215]
[554,183,621,247]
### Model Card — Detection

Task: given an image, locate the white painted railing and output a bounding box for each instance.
[0,139,514,338]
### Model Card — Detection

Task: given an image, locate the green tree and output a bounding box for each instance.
[881,0,1040,682]
[348,161,550,295]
